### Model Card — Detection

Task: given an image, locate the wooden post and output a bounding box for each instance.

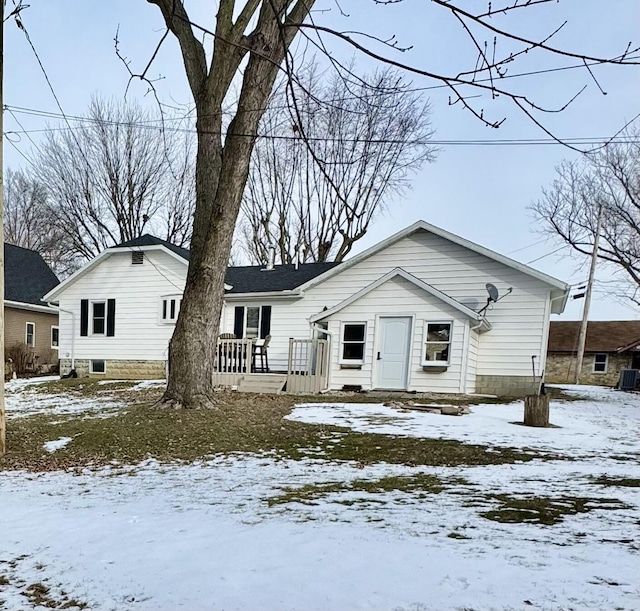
[523,395,550,427]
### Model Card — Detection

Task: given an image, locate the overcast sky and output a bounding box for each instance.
[4,0,640,320]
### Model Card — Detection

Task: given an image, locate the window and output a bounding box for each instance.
[161,296,181,323]
[51,326,59,349]
[233,306,272,339]
[92,301,106,335]
[90,359,106,374]
[25,322,35,348]
[341,323,366,363]
[593,353,608,373]
[424,322,452,365]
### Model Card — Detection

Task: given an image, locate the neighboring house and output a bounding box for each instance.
[44,221,569,395]
[5,244,60,370]
[546,321,640,386]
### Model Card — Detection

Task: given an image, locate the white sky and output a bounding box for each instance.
[3,0,640,321]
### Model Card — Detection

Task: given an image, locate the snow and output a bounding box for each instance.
[42,437,73,453]
[1,384,639,610]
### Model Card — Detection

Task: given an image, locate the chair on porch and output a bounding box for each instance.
[252,335,271,373]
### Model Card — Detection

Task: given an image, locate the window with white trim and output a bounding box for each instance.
[423,322,452,365]
[51,326,59,349]
[593,353,608,373]
[341,322,366,363]
[92,301,106,335]
[90,359,106,374]
[25,322,36,348]
[161,296,182,323]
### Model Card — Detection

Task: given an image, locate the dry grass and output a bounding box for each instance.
[0,379,557,472]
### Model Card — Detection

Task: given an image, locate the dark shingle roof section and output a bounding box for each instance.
[548,321,640,353]
[112,234,339,293]
[5,244,59,305]
[225,262,339,294]
[114,234,191,261]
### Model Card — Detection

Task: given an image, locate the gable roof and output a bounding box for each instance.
[116,235,191,261]
[225,262,338,294]
[310,268,492,331]
[296,220,570,312]
[44,234,340,301]
[5,244,59,306]
[548,321,640,353]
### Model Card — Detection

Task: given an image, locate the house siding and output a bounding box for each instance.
[222,230,553,394]
[322,276,469,393]
[5,306,59,365]
[55,250,186,373]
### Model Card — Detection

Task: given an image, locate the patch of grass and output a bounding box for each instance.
[0,574,9,586]
[1,388,555,472]
[268,473,448,506]
[447,531,471,540]
[592,475,640,488]
[479,494,629,526]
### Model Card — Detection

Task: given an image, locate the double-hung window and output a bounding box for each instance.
[593,353,608,373]
[423,322,452,365]
[25,322,36,348]
[92,301,106,335]
[340,322,366,364]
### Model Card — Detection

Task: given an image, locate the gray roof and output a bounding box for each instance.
[5,244,59,306]
[113,235,339,294]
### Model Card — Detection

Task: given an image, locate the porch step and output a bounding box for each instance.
[237,374,287,394]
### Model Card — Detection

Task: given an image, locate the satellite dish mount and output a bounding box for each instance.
[478,283,513,316]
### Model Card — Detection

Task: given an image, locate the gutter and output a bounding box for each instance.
[5,300,58,315]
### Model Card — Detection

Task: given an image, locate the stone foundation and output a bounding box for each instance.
[60,359,166,380]
[545,353,631,387]
[475,375,541,397]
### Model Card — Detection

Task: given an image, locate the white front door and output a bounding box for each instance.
[374,316,412,390]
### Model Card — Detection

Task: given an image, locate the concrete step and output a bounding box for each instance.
[237,374,287,394]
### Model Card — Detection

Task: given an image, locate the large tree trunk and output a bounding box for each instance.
[160,1,299,408]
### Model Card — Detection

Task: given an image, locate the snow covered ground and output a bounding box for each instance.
[1,382,639,611]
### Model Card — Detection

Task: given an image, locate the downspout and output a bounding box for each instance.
[463,318,486,394]
[310,322,333,392]
[49,304,75,370]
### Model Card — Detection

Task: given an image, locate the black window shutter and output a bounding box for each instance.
[260,305,272,338]
[107,299,116,337]
[234,306,245,338]
[80,300,89,336]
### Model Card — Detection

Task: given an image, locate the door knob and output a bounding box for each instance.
[377,352,381,360]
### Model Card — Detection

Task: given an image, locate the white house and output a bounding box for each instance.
[43,221,569,395]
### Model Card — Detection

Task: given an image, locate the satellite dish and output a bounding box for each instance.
[486,283,499,302]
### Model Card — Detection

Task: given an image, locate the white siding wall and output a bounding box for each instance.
[222,230,552,381]
[56,250,186,362]
[324,276,468,392]
[466,327,479,393]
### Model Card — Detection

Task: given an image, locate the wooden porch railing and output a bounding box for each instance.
[287,338,329,394]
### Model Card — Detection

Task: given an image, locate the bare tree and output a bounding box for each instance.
[532,126,640,305]
[127,0,638,408]
[240,61,436,264]
[3,168,78,276]
[33,95,195,261]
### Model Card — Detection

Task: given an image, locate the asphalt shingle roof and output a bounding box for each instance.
[112,235,339,293]
[548,320,640,354]
[5,244,59,306]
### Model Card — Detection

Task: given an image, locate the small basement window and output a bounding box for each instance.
[131,251,144,265]
[593,353,608,373]
[90,359,106,374]
[423,322,452,366]
[340,322,366,364]
[51,326,59,349]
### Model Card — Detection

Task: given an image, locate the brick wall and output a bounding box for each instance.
[475,375,542,397]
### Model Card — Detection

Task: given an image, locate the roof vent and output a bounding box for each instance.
[131,251,144,265]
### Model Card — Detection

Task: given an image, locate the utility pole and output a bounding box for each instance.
[0,0,5,456]
[574,204,603,385]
